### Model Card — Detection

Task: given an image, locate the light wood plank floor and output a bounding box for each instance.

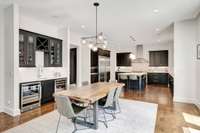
[0,85,199,133]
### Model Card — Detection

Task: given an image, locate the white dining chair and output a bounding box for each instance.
[55,95,89,133]
[98,88,117,127]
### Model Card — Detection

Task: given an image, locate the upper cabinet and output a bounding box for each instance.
[46,39,62,67]
[19,30,36,67]
[149,50,168,67]
[91,50,98,67]
[19,29,62,67]
[116,53,131,66]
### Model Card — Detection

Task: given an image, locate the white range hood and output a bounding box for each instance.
[132,45,148,63]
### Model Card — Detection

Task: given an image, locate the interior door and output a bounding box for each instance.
[70,48,77,84]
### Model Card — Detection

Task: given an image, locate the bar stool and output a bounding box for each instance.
[129,75,139,90]
[118,75,129,88]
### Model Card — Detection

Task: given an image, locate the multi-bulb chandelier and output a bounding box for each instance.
[81,2,108,52]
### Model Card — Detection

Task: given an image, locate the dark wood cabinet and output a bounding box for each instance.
[117,53,131,66]
[91,50,98,67]
[41,80,55,104]
[70,48,77,84]
[45,39,62,67]
[149,50,168,66]
[107,72,110,82]
[19,29,62,67]
[19,30,36,67]
[168,74,174,97]
[148,73,168,85]
[91,74,98,83]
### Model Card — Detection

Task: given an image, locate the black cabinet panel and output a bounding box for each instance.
[148,73,168,85]
[168,74,174,97]
[70,48,77,84]
[91,50,98,67]
[149,50,168,66]
[91,74,98,83]
[117,53,131,66]
[41,80,55,104]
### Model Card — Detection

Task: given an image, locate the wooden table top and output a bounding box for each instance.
[55,82,125,103]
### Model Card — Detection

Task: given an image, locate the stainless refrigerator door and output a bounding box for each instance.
[98,56,110,82]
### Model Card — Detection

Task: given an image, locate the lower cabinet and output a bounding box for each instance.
[168,74,174,97]
[91,74,98,83]
[41,80,55,104]
[148,73,168,85]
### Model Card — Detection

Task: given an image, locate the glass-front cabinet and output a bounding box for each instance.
[19,30,36,67]
[46,39,62,67]
[19,29,62,67]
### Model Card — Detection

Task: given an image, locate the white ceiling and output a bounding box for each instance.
[1,0,200,46]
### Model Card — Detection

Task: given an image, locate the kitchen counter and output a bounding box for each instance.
[117,72,147,76]
[116,72,147,90]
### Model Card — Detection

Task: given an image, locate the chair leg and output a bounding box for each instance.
[102,109,108,128]
[111,110,116,119]
[117,100,121,113]
[56,114,61,133]
[114,100,121,114]
[72,118,77,133]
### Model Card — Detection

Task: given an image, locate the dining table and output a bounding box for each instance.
[54,82,125,130]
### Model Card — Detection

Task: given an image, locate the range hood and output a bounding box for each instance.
[132,45,148,63]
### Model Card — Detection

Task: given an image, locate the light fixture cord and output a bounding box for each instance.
[96,3,98,45]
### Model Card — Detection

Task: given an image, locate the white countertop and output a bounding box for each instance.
[117,72,147,76]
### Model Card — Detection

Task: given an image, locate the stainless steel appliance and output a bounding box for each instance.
[20,82,41,112]
[98,56,110,82]
[55,78,67,92]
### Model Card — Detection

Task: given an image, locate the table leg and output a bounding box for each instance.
[139,76,142,91]
[73,101,98,130]
[93,101,98,129]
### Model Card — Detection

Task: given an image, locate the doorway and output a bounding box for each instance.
[70,48,77,84]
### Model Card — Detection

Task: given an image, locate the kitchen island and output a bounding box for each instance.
[117,72,147,91]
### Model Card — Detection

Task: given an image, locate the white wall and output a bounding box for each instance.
[174,19,197,103]
[0,7,4,112]
[4,4,20,116]
[81,45,91,84]
[110,50,117,81]
[196,14,200,108]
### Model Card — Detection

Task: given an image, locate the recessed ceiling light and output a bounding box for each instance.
[157,39,161,42]
[52,15,59,18]
[81,25,86,29]
[156,28,160,32]
[153,9,159,13]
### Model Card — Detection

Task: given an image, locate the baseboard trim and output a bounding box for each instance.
[0,107,3,113]
[173,97,197,104]
[4,106,21,116]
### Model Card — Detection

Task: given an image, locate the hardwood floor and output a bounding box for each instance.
[122,85,200,133]
[0,85,200,133]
